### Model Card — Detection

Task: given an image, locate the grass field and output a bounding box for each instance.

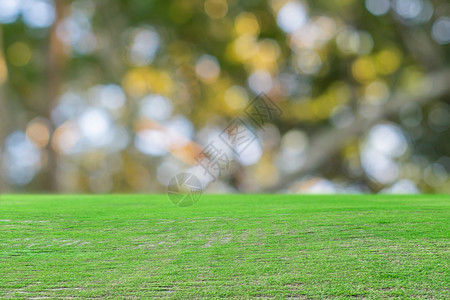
[0,194,449,299]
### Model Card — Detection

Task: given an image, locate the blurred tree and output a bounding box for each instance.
[0,0,448,194]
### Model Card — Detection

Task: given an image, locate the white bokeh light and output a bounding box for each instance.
[186,164,216,189]
[195,55,221,82]
[361,148,400,184]
[281,130,308,154]
[367,124,408,158]
[296,50,322,74]
[392,0,423,20]
[236,138,262,166]
[289,17,337,51]
[361,124,408,184]
[308,179,337,194]
[107,125,130,153]
[89,84,126,110]
[365,0,390,16]
[0,0,21,23]
[22,0,56,28]
[51,91,86,126]
[382,179,419,194]
[277,130,308,173]
[276,1,308,33]
[414,0,433,24]
[140,94,173,122]
[128,28,160,66]
[431,17,450,45]
[135,129,169,157]
[336,28,360,54]
[165,115,194,148]
[248,70,273,94]
[77,108,113,147]
[157,160,182,186]
[336,28,373,55]
[56,11,97,54]
[3,131,41,185]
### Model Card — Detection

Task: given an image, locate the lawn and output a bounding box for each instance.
[0,194,449,299]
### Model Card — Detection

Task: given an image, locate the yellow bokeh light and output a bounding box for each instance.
[225,43,238,63]
[204,0,228,19]
[0,55,7,84]
[7,42,31,67]
[257,39,280,63]
[235,12,260,36]
[224,85,248,111]
[310,101,326,119]
[375,48,401,75]
[153,70,174,95]
[311,94,335,119]
[122,69,149,98]
[248,39,281,72]
[399,67,424,93]
[253,158,279,187]
[352,57,376,83]
[232,35,258,62]
[122,67,173,98]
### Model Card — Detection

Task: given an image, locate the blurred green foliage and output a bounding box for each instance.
[0,0,449,193]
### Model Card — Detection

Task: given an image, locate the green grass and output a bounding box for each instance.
[0,194,449,299]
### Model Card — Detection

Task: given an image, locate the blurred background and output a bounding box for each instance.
[0,0,449,194]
